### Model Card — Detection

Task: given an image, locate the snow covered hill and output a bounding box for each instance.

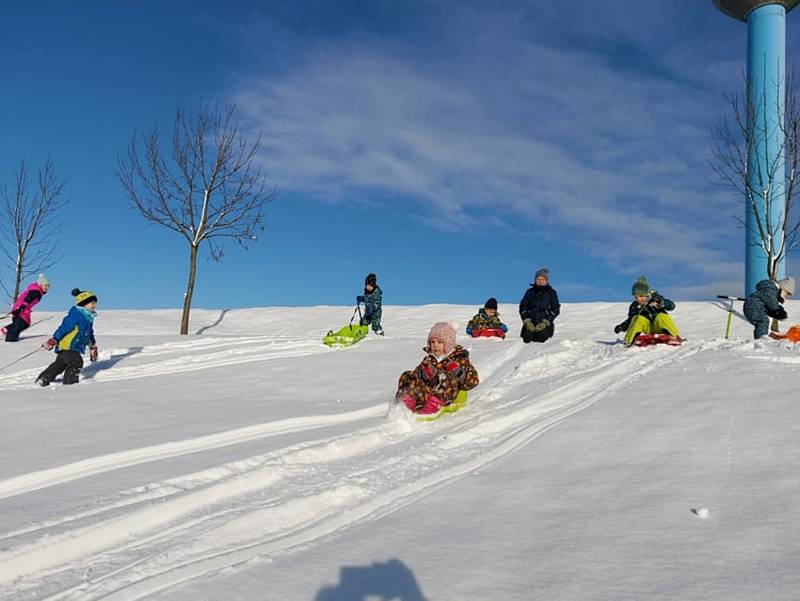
[0,302,799,600]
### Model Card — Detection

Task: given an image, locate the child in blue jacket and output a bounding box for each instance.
[36,288,99,386]
[357,273,384,335]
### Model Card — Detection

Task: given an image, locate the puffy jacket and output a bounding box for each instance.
[359,285,383,322]
[744,279,786,321]
[519,284,560,324]
[466,308,508,335]
[414,345,479,403]
[10,282,46,325]
[615,292,675,332]
[52,306,96,353]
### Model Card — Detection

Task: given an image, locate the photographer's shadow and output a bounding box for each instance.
[82,346,144,379]
[314,559,428,601]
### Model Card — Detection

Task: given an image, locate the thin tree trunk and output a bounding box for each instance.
[13,256,22,302]
[180,244,199,335]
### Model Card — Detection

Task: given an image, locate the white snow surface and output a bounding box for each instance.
[0,302,799,601]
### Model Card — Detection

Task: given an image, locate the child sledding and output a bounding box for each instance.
[35,288,99,386]
[614,276,682,346]
[466,298,508,338]
[396,322,479,418]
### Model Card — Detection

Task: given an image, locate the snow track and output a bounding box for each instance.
[0,336,703,600]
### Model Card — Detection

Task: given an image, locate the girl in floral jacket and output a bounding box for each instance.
[396,322,479,415]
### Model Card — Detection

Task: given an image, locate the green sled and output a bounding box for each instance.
[323,324,369,347]
[416,390,469,422]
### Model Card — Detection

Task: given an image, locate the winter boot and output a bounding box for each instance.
[63,366,81,385]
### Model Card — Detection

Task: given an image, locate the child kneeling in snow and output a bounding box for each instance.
[743,277,794,339]
[35,288,99,386]
[614,276,680,346]
[396,322,479,414]
[466,297,508,336]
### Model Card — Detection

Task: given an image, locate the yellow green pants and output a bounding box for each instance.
[624,313,680,346]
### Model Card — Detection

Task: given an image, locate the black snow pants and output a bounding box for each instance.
[4,316,30,342]
[37,350,84,385]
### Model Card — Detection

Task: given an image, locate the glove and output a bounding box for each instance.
[523,318,536,332]
[356,295,365,304]
[767,306,788,320]
[614,323,626,334]
[418,364,437,383]
[89,346,99,362]
[42,338,56,350]
[533,319,551,332]
[11,306,23,317]
[446,360,464,382]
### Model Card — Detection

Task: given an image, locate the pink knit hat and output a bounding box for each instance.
[427,322,457,354]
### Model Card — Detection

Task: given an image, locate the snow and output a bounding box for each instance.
[0,301,799,600]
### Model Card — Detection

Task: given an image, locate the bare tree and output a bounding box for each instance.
[0,157,66,302]
[117,105,277,334]
[711,72,800,283]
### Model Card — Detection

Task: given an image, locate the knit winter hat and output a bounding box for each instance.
[427,322,457,354]
[365,273,377,287]
[777,277,795,296]
[37,273,49,287]
[631,276,650,296]
[484,297,498,310]
[72,288,97,306]
[534,267,549,282]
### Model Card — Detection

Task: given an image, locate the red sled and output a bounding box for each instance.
[633,333,683,347]
[470,328,506,339]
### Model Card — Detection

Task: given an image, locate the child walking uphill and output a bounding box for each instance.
[614,276,680,346]
[743,277,794,339]
[2,273,50,342]
[356,273,384,335]
[466,297,508,336]
[36,288,99,386]
[396,322,479,415]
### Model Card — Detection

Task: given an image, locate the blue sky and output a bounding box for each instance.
[1,1,798,311]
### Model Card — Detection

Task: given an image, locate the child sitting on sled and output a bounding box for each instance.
[396,322,479,415]
[356,273,383,335]
[743,277,794,339]
[614,276,680,346]
[35,288,99,386]
[466,297,508,336]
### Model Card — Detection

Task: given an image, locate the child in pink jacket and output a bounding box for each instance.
[2,274,50,342]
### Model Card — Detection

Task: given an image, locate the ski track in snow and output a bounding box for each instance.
[0,337,706,600]
[0,336,328,390]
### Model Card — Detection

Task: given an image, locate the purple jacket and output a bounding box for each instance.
[11,282,46,324]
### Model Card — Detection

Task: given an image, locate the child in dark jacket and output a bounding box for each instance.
[356,273,383,335]
[466,297,508,336]
[36,288,99,386]
[743,277,794,339]
[396,322,479,415]
[2,273,50,342]
[519,268,560,343]
[614,276,680,345]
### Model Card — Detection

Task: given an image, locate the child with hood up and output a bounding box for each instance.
[2,273,50,342]
[614,276,680,345]
[743,277,794,339]
[466,297,508,337]
[35,288,99,386]
[396,322,479,415]
[356,273,384,335]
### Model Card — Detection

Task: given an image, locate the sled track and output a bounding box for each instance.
[0,336,328,391]
[0,340,701,600]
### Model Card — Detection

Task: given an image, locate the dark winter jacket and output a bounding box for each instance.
[52,306,96,353]
[397,345,480,405]
[519,284,560,325]
[615,292,675,332]
[744,279,787,337]
[466,308,508,335]
[358,285,383,323]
